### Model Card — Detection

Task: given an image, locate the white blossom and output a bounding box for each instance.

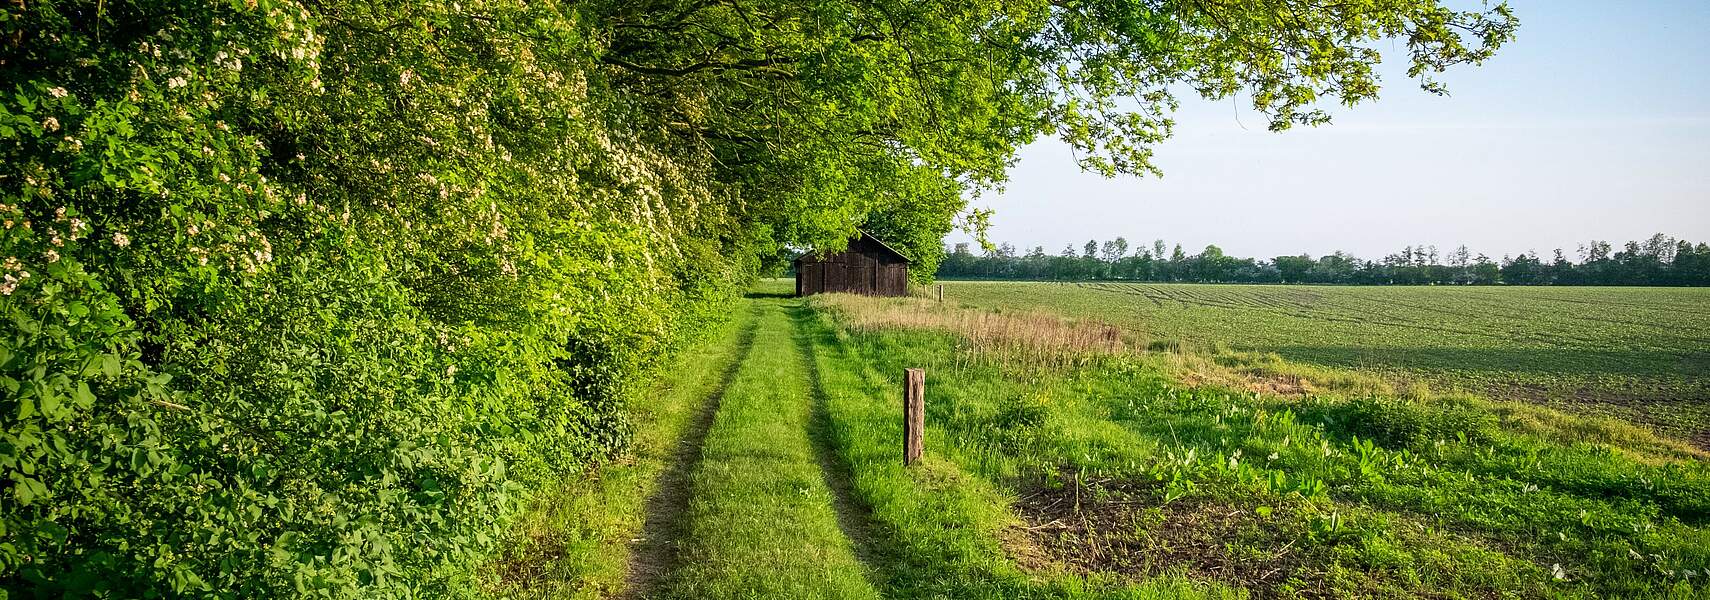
[214,51,243,71]
[48,87,68,98]
[42,117,60,132]
[112,231,130,247]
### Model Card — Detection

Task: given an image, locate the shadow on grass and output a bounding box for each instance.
[743,290,796,299]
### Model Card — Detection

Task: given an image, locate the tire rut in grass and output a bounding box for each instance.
[790,303,889,590]
[621,309,761,599]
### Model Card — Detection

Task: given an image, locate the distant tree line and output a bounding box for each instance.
[937,234,1710,286]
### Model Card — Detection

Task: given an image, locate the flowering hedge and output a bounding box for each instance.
[0,1,754,596]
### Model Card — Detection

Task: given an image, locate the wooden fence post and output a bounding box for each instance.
[937,284,944,303]
[903,368,925,466]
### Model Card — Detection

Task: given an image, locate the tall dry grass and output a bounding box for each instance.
[809,293,1128,371]
[811,293,1400,397]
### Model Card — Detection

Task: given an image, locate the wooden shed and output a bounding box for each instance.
[795,231,911,296]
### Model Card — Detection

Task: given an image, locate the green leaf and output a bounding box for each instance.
[73,381,95,409]
[12,475,43,505]
[38,389,59,417]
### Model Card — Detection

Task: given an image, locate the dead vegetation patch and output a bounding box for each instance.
[493,530,573,590]
[1010,478,1323,598]
[1176,367,1311,398]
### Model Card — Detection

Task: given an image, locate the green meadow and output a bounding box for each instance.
[500,283,1710,599]
[937,281,1710,445]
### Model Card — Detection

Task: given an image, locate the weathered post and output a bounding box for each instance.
[937,284,944,303]
[903,368,925,466]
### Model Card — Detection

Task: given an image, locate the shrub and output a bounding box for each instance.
[1338,397,1498,449]
[0,1,742,596]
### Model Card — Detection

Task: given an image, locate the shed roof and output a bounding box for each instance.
[793,230,911,264]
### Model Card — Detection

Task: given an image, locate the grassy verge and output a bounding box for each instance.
[805,293,1710,599]
[660,299,881,599]
[793,302,1244,599]
[488,305,757,599]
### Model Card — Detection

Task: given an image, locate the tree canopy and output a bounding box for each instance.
[597,0,1518,254]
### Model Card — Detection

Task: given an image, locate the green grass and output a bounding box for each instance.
[497,284,1710,599]
[804,293,1710,598]
[937,281,1710,443]
[753,277,797,297]
[660,299,881,599]
[795,302,1245,600]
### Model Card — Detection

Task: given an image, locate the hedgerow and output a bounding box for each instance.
[0,2,751,596]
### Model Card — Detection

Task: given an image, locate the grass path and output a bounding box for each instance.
[492,304,758,599]
[795,308,888,573]
[658,299,882,599]
[620,307,762,597]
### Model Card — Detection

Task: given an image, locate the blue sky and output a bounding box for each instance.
[950,0,1710,260]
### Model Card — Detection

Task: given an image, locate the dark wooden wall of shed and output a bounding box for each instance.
[796,236,909,296]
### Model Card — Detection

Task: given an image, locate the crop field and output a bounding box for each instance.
[938,281,1710,446]
[508,287,1710,599]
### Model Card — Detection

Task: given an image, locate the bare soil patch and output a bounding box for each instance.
[1009,478,1322,598]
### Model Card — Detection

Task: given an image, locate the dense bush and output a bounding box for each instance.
[0,2,754,596]
[0,0,1513,595]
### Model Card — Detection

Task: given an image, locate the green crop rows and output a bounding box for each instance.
[940,282,1710,443]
